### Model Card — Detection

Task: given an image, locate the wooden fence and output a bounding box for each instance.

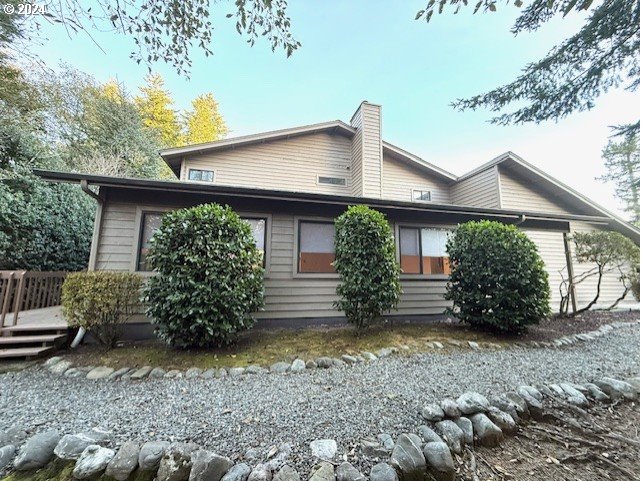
[0,271,67,327]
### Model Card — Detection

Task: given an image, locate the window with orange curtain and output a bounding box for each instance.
[399,227,451,275]
[298,221,336,273]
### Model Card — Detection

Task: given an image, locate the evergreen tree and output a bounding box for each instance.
[183,93,228,145]
[135,73,182,147]
[598,133,640,225]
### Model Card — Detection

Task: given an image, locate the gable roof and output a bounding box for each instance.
[159,120,458,182]
[458,151,639,241]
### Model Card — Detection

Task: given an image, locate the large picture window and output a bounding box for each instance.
[137,212,165,271]
[298,221,336,273]
[399,226,451,275]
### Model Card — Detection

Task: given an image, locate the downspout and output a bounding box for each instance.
[71,180,104,348]
[515,214,527,225]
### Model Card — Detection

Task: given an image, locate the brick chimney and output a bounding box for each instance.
[350,101,383,198]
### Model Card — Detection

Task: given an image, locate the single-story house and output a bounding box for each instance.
[37,101,639,334]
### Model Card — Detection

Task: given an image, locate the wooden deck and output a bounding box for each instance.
[2,306,67,329]
[0,306,68,359]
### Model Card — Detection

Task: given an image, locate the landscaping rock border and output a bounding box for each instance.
[0,372,637,481]
[39,321,637,382]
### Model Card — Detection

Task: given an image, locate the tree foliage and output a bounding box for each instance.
[417,0,639,130]
[135,73,182,148]
[445,220,550,334]
[183,93,228,145]
[62,271,143,347]
[333,205,401,329]
[16,0,299,75]
[598,133,640,225]
[143,204,264,348]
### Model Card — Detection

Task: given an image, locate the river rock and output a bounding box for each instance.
[221,463,252,481]
[290,359,306,373]
[139,440,170,470]
[594,378,638,401]
[584,383,610,402]
[308,462,334,481]
[274,465,300,481]
[456,392,489,414]
[559,383,589,407]
[54,433,97,460]
[189,450,233,481]
[469,413,503,447]
[149,367,167,379]
[86,366,115,380]
[421,403,444,422]
[336,462,365,481]
[390,434,425,481]
[248,463,272,481]
[315,358,333,369]
[435,420,464,454]
[270,362,290,374]
[486,407,517,434]
[512,389,543,417]
[423,442,455,481]
[13,429,60,471]
[440,398,460,418]
[105,441,140,481]
[49,360,73,374]
[72,445,115,479]
[157,444,198,481]
[490,396,522,423]
[310,439,337,460]
[0,445,15,471]
[417,425,442,444]
[452,417,473,445]
[369,463,397,481]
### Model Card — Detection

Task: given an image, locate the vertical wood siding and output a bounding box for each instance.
[451,168,500,208]
[181,133,353,196]
[350,112,364,197]
[382,155,452,203]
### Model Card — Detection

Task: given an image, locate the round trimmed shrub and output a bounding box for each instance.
[445,220,550,334]
[142,203,264,348]
[334,205,401,329]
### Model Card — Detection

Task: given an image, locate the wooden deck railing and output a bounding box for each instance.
[0,271,67,327]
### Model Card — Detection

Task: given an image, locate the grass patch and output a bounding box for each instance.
[2,459,75,481]
[63,321,507,370]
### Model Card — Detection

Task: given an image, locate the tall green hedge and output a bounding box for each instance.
[142,203,264,348]
[334,205,401,329]
[445,220,550,333]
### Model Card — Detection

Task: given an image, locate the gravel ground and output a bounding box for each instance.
[0,324,638,473]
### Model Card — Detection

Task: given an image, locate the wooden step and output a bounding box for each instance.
[0,346,54,359]
[1,323,68,334]
[0,334,66,345]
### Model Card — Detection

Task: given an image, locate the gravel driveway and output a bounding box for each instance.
[0,324,638,471]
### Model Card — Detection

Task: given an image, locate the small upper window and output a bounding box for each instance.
[318,176,347,186]
[188,169,214,182]
[412,190,431,202]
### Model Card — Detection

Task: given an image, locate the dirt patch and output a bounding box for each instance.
[457,400,640,481]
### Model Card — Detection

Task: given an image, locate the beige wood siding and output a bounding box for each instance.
[396,280,450,315]
[382,154,452,203]
[181,132,352,196]
[451,168,500,208]
[350,113,364,197]
[569,221,635,309]
[499,168,571,214]
[523,229,567,311]
[95,202,137,271]
[360,103,383,198]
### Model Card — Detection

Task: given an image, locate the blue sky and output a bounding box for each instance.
[30,1,638,218]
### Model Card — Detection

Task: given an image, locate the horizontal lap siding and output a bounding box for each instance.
[96,203,137,271]
[570,221,635,309]
[382,155,451,204]
[451,168,499,208]
[182,133,353,196]
[523,230,567,311]
[499,169,569,214]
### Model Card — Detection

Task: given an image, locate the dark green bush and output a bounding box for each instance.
[142,203,264,348]
[445,220,550,334]
[333,205,401,329]
[62,271,143,347]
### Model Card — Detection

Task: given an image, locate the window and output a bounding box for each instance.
[298,221,336,273]
[412,190,431,202]
[318,176,347,186]
[137,212,165,271]
[243,217,267,266]
[188,169,214,182]
[399,227,451,275]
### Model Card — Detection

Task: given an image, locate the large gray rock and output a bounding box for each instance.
[486,407,517,434]
[105,441,140,481]
[417,425,442,444]
[270,362,290,374]
[469,413,503,447]
[507,391,538,419]
[248,463,272,481]
[369,463,397,481]
[189,450,233,481]
[421,403,444,422]
[361,437,390,457]
[559,383,589,407]
[245,365,268,375]
[290,359,306,373]
[490,395,523,423]
[72,445,115,479]
[157,444,198,481]
[336,462,365,481]
[435,420,464,454]
[149,367,167,379]
[456,392,489,414]
[221,463,252,481]
[13,429,60,471]
[86,366,115,380]
[54,434,97,460]
[584,383,610,402]
[389,434,425,481]
[423,442,455,481]
[185,368,203,379]
[315,358,333,369]
[274,465,300,481]
[518,386,543,402]
[139,440,170,470]
[308,462,334,481]
[377,434,394,451]
[49,360,73,374]
[0,445,15,471]
[0,427,27,447]
[594,378,638,401]
[439,399,460,418]
[229,367,245,377]
[130,366,152,380]
[452,417,473,445]
[310,439,337,460]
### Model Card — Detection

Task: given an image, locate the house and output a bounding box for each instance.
[37,101,639,334]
